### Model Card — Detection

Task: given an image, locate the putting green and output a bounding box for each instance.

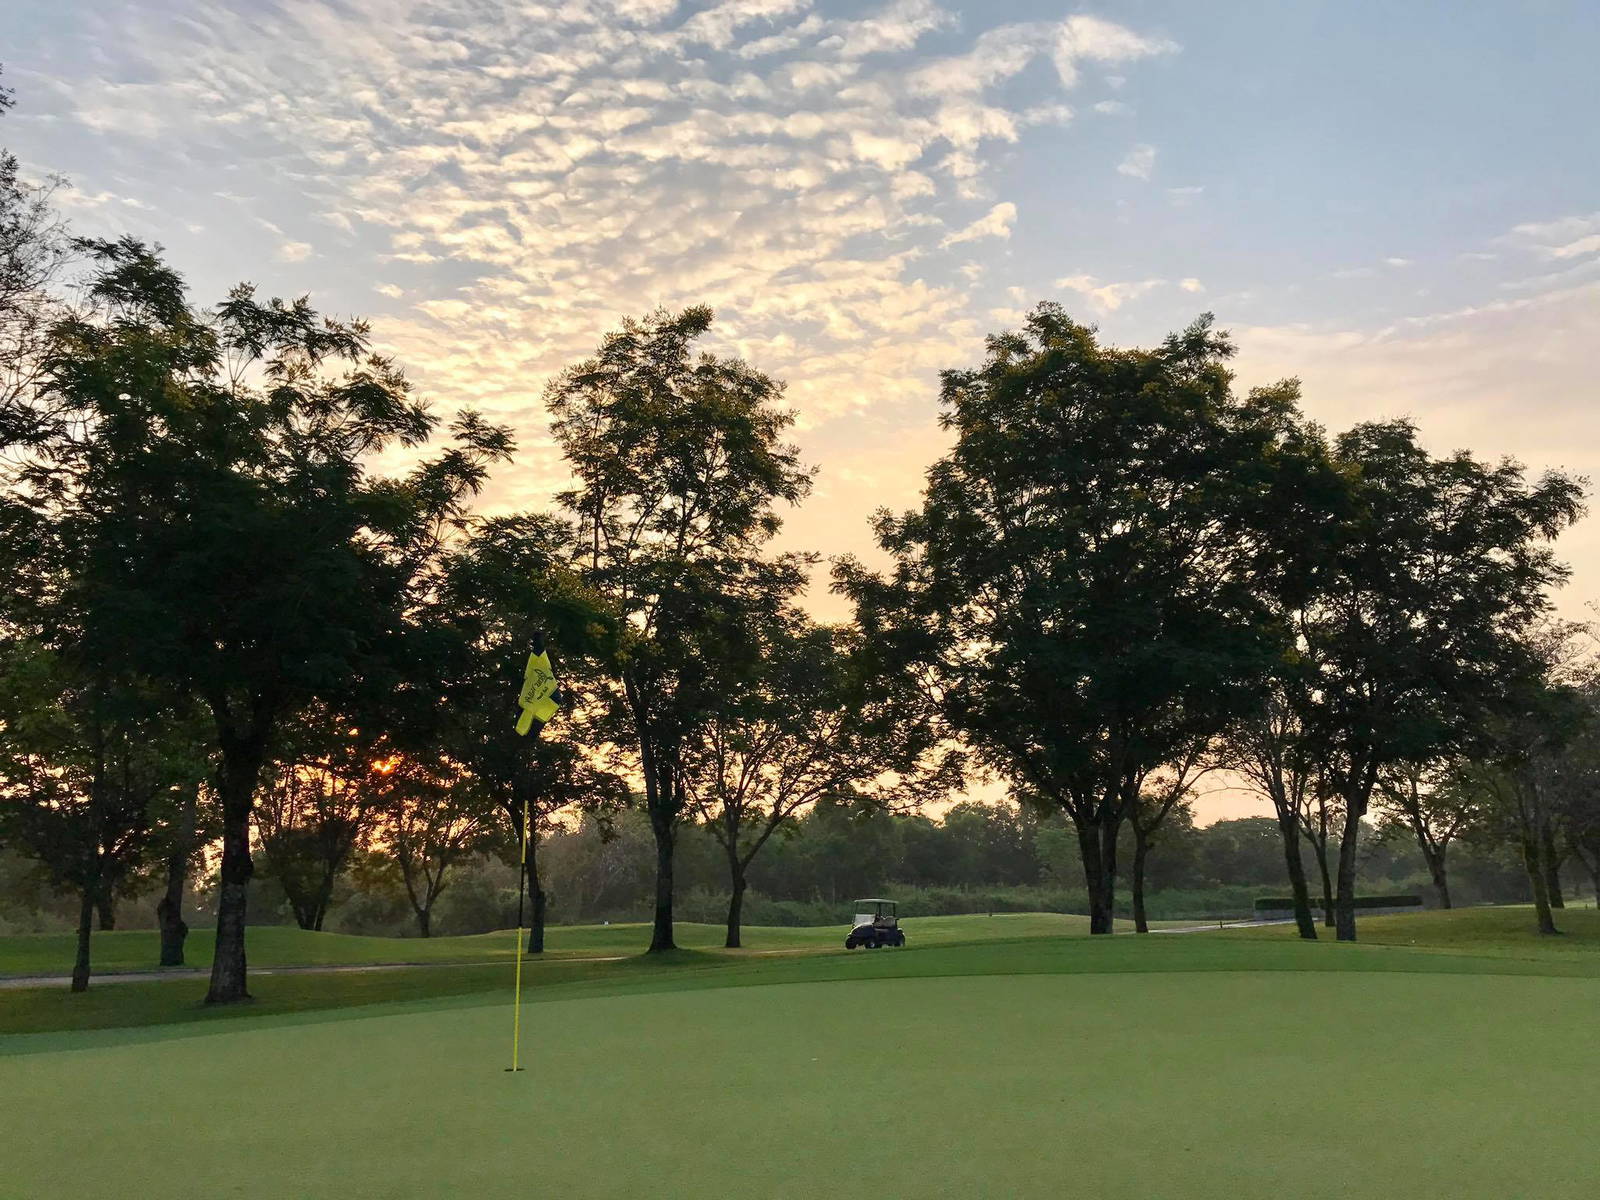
[6,962,1596,1198]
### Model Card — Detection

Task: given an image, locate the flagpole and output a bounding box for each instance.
[507,794,529,1073]
[508,628,559,1075]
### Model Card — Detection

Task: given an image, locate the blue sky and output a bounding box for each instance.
[5,1,1599,810]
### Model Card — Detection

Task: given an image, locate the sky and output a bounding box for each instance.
[4,0,1599,821]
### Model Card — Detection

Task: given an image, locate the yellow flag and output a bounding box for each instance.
[515,647,560,735]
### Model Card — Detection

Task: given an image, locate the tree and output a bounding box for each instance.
[1127,750,1207,934]
[839,307,1331,933]
[22,239,511,1002]
[152,776,210,966]
[547,306,812,952]
[1224,689,1324,938]
[684,616,952,948]
[1468,624,1597,934]
[0,66,71,449]
[381,760,497,938]
[428,515,628,952]
[1547,667,1600,906]
[1374,761,1479,910]
[255,722,390,932]
[0,642,198,990]
[1298,422,1583,940]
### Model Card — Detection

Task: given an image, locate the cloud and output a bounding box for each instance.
[1116,143,1156,180]
[830,0,952,57]
[1179,277,1204,293]
[1056,273,1167,310]
[1052,15,1178,87]
[941,201,1016,247]
[27,0,1178,541]
[1231,280,1600,625]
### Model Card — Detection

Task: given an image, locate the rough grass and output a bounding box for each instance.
[0,911,1169,979]
[5,945,1597,1199]
[1222,904,1600,957]
[6,908,1600,1039]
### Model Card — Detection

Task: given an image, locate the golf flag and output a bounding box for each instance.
[514,636,561,735]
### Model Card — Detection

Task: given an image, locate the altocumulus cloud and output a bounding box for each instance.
[31,0,1176,516]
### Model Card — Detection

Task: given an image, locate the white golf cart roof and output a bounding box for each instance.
[854,898,895,906]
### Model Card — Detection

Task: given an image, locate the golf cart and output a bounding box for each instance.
[845,899,905,949]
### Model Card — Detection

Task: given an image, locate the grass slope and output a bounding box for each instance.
[0,911,1162,978]
[6,909,1600,1039]
[6,962,1597,1199]
[1223,904,1600,955]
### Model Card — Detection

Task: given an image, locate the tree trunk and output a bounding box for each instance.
[1131,828,1150,934]
[527,837,546,955]
[1273,806,1318,940]
[1311,840,1334,927]
[156,865,189,967]
[206,739,267,1005]
[1542,826,1565,908]
[1334,794,1365,942]
[1426,850,1452,911]
[71,889,94,993]
[155,783,195,966]
[416,906,432,938]
[1076,818,1116,935]
[1522,774,1560,935]
[1523,836,1559,935]
[288,896,318,932]
[311,874,335,932]
[725,863,747,949]
[648,802,677,952]
[96,894,116,931]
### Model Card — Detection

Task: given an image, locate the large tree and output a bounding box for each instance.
[1295,422,1582,940]
[22,239,510,1002]
[547,306,812,951]
[839,306,1331,933]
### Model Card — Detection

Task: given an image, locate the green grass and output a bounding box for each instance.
[0,911,1166,978]
[1223,904,1600,957]
[4,936,1597,1199]
[7,909,1600,1039]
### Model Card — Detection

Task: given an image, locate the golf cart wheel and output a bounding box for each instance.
[844,938,856,950]
[895,932,906,947]
[863,937,878,949]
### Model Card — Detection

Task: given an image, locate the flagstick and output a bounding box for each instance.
[507,794,529,1073]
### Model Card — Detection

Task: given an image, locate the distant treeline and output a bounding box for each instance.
[2,803,1548,938]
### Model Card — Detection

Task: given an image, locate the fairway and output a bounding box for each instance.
[6,932,1598,1199]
